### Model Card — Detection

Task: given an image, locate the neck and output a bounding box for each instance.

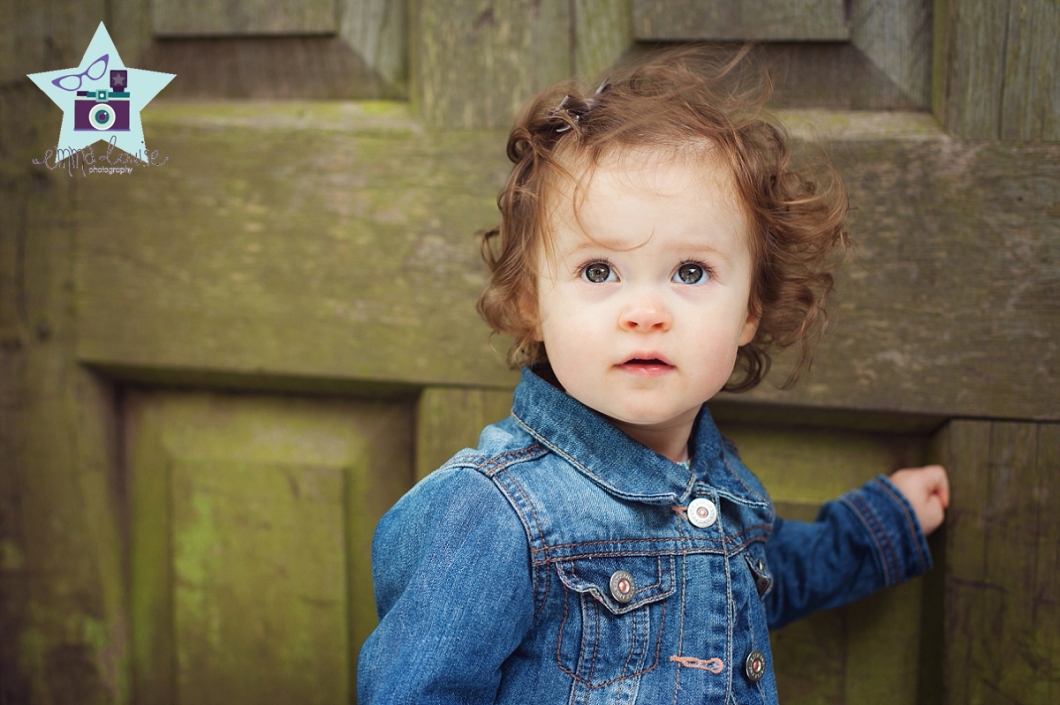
[608,415,695,464]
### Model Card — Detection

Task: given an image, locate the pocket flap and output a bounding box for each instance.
[742,544,773,598]
[556,554,675,615]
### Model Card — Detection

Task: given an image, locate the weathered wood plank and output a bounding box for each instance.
[416,387,514,480]
[939,420,1060,704]
[997,0,1060,141]
[573,0,632,81]
[411,0,572,128]
[151,0,338,36]
[0,0,106,83]
[1,3,130,702]
[73,104,1059,421]
[633,0,850,41]
[730,123,1060,421]
[934,0,1060,141]
[75,101,519,392]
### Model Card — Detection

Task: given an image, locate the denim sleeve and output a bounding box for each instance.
[357,466,535,705]
[762,474,933,631]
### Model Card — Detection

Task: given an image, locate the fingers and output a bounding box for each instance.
[915,464,950,509]
[888,464,950,537]
[933,466,950,509]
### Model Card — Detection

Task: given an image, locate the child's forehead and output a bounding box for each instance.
[550,143,737,201]
[536,146,754,259]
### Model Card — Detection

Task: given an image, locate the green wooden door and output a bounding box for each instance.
[4,0,1057,704]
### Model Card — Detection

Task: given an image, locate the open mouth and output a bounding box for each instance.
[618,357,675,375]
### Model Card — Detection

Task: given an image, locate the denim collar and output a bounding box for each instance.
[511,367,725,506]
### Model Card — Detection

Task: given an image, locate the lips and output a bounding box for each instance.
[616,355,675,376]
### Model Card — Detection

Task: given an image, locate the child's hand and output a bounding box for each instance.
[888,465,950,536]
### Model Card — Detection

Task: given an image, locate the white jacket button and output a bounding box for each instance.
[687,497,717,528]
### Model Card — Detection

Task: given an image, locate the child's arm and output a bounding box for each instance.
[761,466,947,630]
[357,466,535,705]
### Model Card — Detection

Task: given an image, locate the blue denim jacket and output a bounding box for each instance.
[359,368,932,704]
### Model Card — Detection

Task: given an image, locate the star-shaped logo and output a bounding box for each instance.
[27,22,174,163]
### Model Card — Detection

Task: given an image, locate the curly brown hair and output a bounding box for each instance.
[477,47,848,392]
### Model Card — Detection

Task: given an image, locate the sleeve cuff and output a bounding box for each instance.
[838,475,933,587]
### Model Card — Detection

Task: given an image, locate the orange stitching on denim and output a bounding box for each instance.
[495,464,552,617]
[529,522,772,554]
[474,444,547,477]
[720,452,768,505]
[566,557,665,597]
[844,492,897,585]
[670,655,724,673]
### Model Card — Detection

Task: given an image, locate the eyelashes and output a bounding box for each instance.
[580,259,618,283]
[673,262,709,284]
[576,259,714,285]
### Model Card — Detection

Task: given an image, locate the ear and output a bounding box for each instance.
[738,308,760,347]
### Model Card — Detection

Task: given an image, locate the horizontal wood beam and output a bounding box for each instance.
[75,103,1060,421]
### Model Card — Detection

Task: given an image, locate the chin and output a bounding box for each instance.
[607,406,699,430]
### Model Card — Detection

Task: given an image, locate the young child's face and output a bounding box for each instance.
[532,151,759,450]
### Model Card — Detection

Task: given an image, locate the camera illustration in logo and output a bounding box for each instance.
[74,69,130,131]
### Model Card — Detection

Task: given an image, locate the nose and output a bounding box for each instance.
[619,293,672,332]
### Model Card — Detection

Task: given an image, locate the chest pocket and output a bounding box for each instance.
[554,554,675,687]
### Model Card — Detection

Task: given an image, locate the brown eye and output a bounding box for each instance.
[674,263,707,284]
[582,262,615,283]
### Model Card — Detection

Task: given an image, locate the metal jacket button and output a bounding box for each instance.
[609,570,635,603]
[745,650,766,682]
[687,497,718,528]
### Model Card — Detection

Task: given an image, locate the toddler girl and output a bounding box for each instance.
[358,49,949,705]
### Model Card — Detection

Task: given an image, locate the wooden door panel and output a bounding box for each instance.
[713,423,929,705]
[125,389,414,705]
[633,0,850,41]
[171,459,348,705]
[152,0,339,36]
[934,420,1060,704]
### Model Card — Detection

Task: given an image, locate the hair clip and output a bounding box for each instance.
[551,95,575,133]
[548,78,611,134]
